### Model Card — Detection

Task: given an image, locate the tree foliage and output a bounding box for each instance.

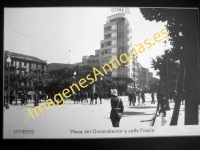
[140,8,199,125]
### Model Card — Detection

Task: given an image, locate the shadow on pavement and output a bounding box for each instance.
[128,106,157,109]
[123,111,145,116]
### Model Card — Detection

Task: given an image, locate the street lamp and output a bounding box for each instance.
[26,68,29,94]
[6,55,11,109]
[73,71,77,92]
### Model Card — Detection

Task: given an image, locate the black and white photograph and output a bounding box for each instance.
[3,7,200,139]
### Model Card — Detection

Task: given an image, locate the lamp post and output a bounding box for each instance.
[26,68,29,94]
[15,67,19,105]
[73,71,77,92]
[6,55,11,109]
[100,77,103,93]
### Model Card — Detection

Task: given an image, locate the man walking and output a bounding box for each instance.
[80,91,84,104]
[34,91,39,106]
[94,92,98,104]
[128,92,134,106]
[132,91,136,105]
[157,89,166,117]
[99,92,103,104]
[141,91,145,105]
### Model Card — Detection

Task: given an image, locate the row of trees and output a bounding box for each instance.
[140,8,199,125]
[4,65,116,96]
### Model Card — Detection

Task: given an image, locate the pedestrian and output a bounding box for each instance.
[24,92,28,106]
[39,91,42,103]
[52,91,57,104]
[151,92,155,104]
[128,92,134,106]
[90,93,94,104]
[94,92,98,104]
[10,90,13,105]
[105,92,108,100]
[137,90,141,105]
[110,89,124,127]
[84,91,88,103]
[80,91,84,104]
[141,91,145,105]
[99,92,103,104]
[132,91,136,105]
[73,93,76,104]
[21,91,25,106]
[34,91,39,106]
[157,89,166,117]
[76,92,80,104]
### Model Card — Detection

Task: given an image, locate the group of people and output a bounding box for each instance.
[71,91,111,105]
[4,90,43,107]
[110,87,168,128]
[20,90,41,106]
[128,90,146,106]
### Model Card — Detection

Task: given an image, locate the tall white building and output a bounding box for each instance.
[98,13,134,94]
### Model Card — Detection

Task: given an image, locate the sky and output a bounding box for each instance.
[4,7,171,78]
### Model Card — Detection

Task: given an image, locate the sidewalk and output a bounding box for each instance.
[153,101,198,126]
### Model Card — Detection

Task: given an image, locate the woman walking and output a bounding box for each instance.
[110,89,124,127]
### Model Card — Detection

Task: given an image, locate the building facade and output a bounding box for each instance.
[98,13,134,94]
[4,50,47,76]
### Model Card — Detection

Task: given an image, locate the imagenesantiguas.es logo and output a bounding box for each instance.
[14,130,34,134]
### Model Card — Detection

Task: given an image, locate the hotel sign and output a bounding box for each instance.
[111,7,130,14]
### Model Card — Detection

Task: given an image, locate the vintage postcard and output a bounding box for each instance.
[3,7,200,139]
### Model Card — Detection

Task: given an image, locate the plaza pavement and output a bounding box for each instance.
[3,94,200,139]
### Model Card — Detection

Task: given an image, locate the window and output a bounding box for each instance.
[33,63,36,69]
[22,62,24,67]
[12,61,15,66]
[104,34,111,39]
[101,51,104,55]
[30,63,33,68]
[16,61,19,67]
[101,56,111,63]
[101,44,104,48]
[104,41,111,47]
[104,26,111,32]
[38,64,42,69]
[104,49,111,54]
[110,19,116,22]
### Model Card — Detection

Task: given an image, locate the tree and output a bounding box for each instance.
[151,50,179,109]
[140,8,199,125]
